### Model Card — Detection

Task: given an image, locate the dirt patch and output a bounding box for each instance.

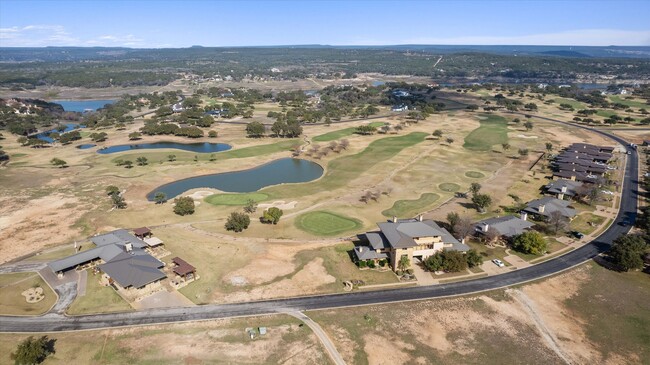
[364,333,412,365]
[0,194,87,264]
[258,200,298,210]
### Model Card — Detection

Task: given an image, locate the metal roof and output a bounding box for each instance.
[475,216,534,238]
[99,251,165,288]
[91,229,146,249]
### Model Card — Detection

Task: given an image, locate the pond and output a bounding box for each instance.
[146,158,323,200]
[97,142,232,154]
[76,144,97,149]
[53,99,116,112]
[35,123,84,143]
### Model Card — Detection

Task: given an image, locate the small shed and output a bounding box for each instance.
[133,227,152,239]
[172,257,196,281]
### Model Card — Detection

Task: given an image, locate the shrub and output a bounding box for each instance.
[225,211,251,232]
[173,196,195,216]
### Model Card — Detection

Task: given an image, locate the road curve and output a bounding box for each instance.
[0,114,638,333]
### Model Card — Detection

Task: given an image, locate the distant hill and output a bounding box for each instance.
[538,50,592,58]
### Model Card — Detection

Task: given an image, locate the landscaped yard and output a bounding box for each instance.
[463,114,509,151]
[295,211,362,236]
[570,213,606,235]
[67,274,132,315]
[312,122,386,142]
[0,273,56,315]
[205,192,269,206]
[382,193,440,218]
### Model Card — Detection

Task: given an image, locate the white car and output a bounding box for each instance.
[492,259,505,267]
[601,190,614,195]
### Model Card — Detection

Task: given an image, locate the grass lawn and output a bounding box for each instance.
[205,192,269,206]
[465,171,485,178]
[463,114,509,151]
[609,95,649,109]
[552,98,587,111]
[312,122,386,142]
[0,273,56,315]
[295,211,363,236]
[382,193,440,217]
[67,274,132,315]
[564,262,650,361]
[465,240,511,264]
[570,213,606,235]
[264,132,428,198]
[438,182,461,192]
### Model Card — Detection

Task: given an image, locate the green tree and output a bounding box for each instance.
[432,129,443,138]
[523,121,533,131]
[89,132,108,142]
[261,207,284,224]
[153,192,167,204]
[545,142,553,152]
[111,193,127,209]
[243,199,258,214]
[136,156,148,166]
[123,160,133,168]
[397,255,410,273]
[445,137,454,145]
[50,158,67,168]
[208,130,218,138]
[446,212,460,233]
[128,132,141,140]
[512,231,547,255]
[225,211,251,232]
[423,253,443,272]
[17,136,29,146]
[518,148,529,158]
[173,196,195,215]
[167,154,176,162]
[245,121,266,138]
[501,143,510,151]
[469,182,482,196]
[441,250,468,272]
[472,193,492,212]
[609,235,648,271]
[11,335,54,365]
[105,185,120,196]
[466,249,484,268]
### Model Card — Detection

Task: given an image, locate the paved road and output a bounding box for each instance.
[0,115,638,333]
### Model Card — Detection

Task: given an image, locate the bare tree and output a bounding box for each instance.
[484,227,501,246]
[547,211,569,234]
[340,139,349,150]
[328,141,338,150]
[455,217,474,242]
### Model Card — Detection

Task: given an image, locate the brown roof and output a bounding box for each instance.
[172,257,195,276]
[133,227,151,236]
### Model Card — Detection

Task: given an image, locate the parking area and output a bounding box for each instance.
[132,290,194,310]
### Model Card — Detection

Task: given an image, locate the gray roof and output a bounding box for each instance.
[523,197,577,219]
[475,216,534,238]
[48,244,124,273]
[91,229,146,249]
[353,246,388,261]
[545,179,583,197]
[99,250,165,288]
[364,232,390,250]
[377,219,467,250]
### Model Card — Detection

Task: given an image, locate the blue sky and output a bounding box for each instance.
[1,0,649,47]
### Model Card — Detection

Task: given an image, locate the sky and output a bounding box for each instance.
[0,0,649,48]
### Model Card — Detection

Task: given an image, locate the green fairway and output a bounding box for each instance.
[465,171,485,178]
[295,211,362,236]
[439,183,461,192]
[205,192,269,206]
[382,193,440,218]
[463,114,509,151]
[264,132,428,198]
[312,122,386,142]
[553,98,587,110]
[109,139,298,163]
[609,95,648,109]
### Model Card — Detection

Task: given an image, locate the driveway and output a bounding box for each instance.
[411,259,438,286]
[133,290,195,310]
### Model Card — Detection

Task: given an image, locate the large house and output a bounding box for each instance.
[523,197,577,221]
[48,229,167,290]
[544,179,583,200]
[552,143,614,182]
[474,215,534,240]
[354,216,469,271]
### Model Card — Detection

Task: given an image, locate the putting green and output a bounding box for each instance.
[296,211,362,236]
[382,193,440,218]
[439,183,461,192]
[465,171,485,178]
[205,193,268,206]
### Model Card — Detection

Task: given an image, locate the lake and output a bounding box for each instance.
[97,142,232,154]
[53,99,116,112]
[146,158,323,200]
[77,144,97,149]
[35,123,83,143]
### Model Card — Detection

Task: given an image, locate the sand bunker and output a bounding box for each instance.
[515,134,538,139]
[186,190,214,200]
[258,200,298,210]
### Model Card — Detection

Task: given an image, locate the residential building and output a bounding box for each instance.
[474,214,534,239]
[523,197,577,221]
[391,104,408,112]
[544,179,583,200]
[354,216,469,271]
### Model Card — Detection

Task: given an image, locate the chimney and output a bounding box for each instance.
[359,247,363,252]
[482,223,489,232]
[561,186,567,193]
[538,205,545,213]
[125,243,133,252]
[520,212,528,221]
[418,214,423,222]
[392,216,397,223]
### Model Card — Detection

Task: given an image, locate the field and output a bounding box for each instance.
[0,273,56,315]
[205,192,269,206]
[382,193,440,217]
[312,121,386,142]
[463,114,509,151]
[295,211,363,236]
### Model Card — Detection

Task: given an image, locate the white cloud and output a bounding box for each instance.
[0,25,145,47]
[401,29,650,46]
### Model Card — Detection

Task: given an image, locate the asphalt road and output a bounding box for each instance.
[0,115,639,333]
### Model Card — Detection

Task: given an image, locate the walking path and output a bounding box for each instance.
[284,311,346,365]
